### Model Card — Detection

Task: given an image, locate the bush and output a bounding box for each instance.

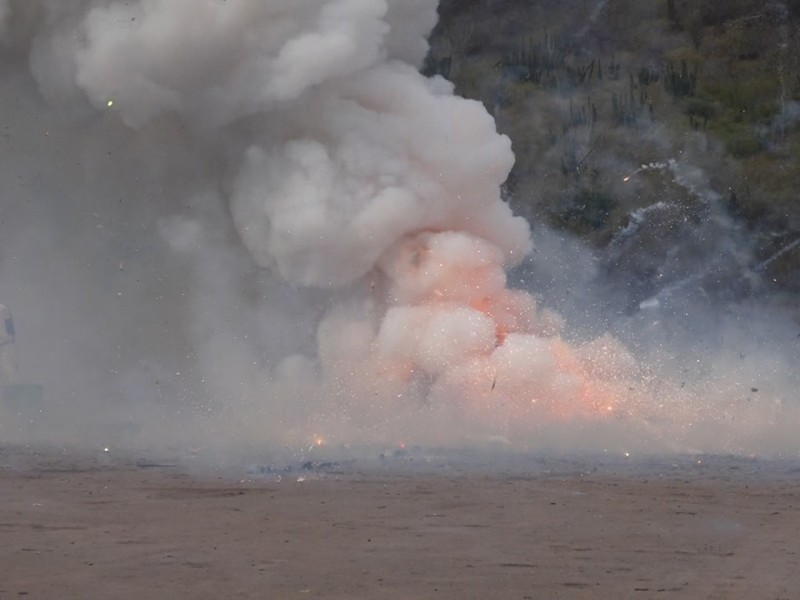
[696,0,763,27]
[555,188,617,233]
[685,98,717,122]
[726,133,763,158]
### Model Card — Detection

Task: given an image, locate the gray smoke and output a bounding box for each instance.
[0,0,798,460]
[0,0,531,451]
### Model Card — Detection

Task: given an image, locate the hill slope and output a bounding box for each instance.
[427,0,800,315]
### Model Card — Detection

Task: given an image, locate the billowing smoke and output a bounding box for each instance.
[0,0,797,457]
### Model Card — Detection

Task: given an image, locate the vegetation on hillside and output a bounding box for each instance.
[426,0,800,307]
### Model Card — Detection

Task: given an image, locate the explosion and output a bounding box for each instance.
[0,0,640,446]
[1,0,795,454]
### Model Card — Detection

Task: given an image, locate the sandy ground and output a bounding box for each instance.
[1,445,799,599]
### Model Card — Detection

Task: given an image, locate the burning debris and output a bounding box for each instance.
[623,160,672,182]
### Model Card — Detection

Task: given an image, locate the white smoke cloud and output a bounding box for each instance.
[0,0,797,457]
[229,70,528,287]
[71,0,427,128]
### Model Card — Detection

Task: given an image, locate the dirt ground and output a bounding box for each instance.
[1,445,799,599]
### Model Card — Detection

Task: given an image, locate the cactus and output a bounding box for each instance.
[665,59,697,98]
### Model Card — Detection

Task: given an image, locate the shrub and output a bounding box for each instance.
[555,188,617,233]
[726,133,763,158]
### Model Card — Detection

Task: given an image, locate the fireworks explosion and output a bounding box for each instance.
[0,0,797,455]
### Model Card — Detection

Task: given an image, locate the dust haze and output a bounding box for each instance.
[0,0,797,463]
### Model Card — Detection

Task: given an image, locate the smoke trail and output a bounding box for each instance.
[0,0,797,456]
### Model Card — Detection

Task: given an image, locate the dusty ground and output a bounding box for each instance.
[1,445,799,599]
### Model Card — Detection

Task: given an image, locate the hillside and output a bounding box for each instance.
[426,0,800,316]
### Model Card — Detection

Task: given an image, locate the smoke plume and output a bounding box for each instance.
[0,0,797,458]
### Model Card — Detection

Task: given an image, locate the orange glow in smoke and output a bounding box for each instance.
[470,295,508,345]
[366,229,631,436]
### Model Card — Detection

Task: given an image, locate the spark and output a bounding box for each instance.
[623,167,642,182]
[106,99,114,108]
[623,160,670,182]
